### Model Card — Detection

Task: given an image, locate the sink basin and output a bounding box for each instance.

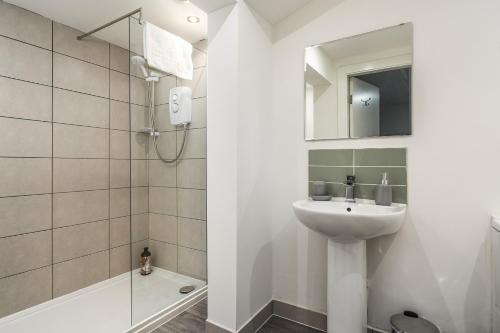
[292,199,406,242]
[292,198,407,332]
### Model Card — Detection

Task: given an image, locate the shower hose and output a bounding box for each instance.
[146,80,189,164]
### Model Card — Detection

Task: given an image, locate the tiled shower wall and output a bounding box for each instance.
[147,43,207,281]
[308,148,407,203]
[0,2,149,317]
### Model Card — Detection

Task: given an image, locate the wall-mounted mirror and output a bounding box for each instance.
[304,23,413,140]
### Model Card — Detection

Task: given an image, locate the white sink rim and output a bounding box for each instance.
[293,198,406,243]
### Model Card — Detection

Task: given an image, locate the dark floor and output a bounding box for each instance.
[153,298,323,333]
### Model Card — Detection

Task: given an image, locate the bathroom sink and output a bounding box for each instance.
[292,199,406,242]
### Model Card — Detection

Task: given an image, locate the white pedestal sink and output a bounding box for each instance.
[292,199,406,333]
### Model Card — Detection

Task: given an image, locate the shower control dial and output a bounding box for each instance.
[169,87,192,125]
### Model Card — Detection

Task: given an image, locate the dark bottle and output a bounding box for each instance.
[140,247,152,275]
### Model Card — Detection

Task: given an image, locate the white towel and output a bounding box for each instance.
[143,22,193,80]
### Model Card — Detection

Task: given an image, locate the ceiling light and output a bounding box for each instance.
[187,16,200,24]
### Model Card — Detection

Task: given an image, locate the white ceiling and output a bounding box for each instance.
[6,0,209,45]
[245,0,314,25]
[191,0,236,13]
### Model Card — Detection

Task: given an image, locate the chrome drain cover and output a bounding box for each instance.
[179,285,195,294]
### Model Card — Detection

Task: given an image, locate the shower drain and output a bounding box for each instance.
[179,285,196,294]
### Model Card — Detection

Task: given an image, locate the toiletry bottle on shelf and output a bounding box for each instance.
[375,172,392,206]
[140,247,152,276]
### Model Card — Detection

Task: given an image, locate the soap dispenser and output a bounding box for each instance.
[375,172,392,206]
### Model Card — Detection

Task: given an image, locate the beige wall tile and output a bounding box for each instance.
[131,76,147,106]
[110,45,129,74]
[110,70,129,103]
[153,104,176,132]
[0,36,52,85]
[0,194,51,237]
[192,48,207,69]
[149,214,177,244]
[0,158,51,197]
[54,53,109,98]
[149,187,176,215]
[177,159,206,189]
[178,218,206,251]
[53,22,109,67]
[131,132,148,159]
[53,88,109,128]
[149,160,176,187]
[132,187,149,215]
[149,131,176,160]
[110,130,130,159]
[53,250,109,297]
[53,159,108,192]
[154,75,176,105]
[110,188,130,218]
[0,118,51,157]
[178,247,206,280]
[0,266,52,318]
[110,159,130,188]
[110,217,130,248]
[0,231,52,278]
[53,220,109,263]
[110,245,131,277]
[53,190,109,228]
[178,128,206,159]
[0,2,52,49]
[53,123,109,158]
[177,189,206,220]
[132,213,149,242]
[131,160,148,187]
[131,104,148,132]
[193,40,207,53]
[0,76,51,121]
[110,100,129,131]
[149,240,177,272]
[180,68,206,99]
[190,97,207,129]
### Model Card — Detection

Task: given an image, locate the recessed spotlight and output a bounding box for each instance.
[187,16,200,24]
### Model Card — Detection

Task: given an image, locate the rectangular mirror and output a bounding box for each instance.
[304,23,413,140]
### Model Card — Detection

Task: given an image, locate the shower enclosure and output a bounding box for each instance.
[0,4,207,332]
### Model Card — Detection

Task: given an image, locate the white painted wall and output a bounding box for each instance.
[207,4,239,331]
[271,0,500,332]
[236,1,273,329]
[207,1,273,330]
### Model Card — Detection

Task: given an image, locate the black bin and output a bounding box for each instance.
[390,313,440,333]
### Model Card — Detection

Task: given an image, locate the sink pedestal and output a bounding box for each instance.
[292,199,406,333]
[327,239,366,333]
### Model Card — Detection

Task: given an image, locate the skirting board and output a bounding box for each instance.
[206,300,327,333]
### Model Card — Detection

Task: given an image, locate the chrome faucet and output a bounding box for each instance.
[345,175,356,203]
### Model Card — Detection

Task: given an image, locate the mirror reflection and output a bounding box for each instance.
[304,23,413,140]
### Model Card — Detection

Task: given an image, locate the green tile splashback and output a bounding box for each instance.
[354,148,406,166]
[354,167,407,185]
[309,149,353,166]
[356,184,407,204]
[308,148,407,203]
[309,166,353,183]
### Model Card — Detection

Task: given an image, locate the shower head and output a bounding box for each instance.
[131,55,150,78]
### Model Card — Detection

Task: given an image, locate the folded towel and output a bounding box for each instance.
[143,21,193,80]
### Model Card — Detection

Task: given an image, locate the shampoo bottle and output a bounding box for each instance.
[375,172,392,206]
